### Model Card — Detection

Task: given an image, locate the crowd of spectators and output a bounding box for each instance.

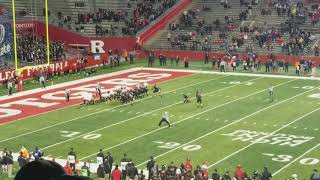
[2,146,320,180]
[156,0,320,57]
[17,33,65,65]
[56,0,178,36]
[165,0,257,52]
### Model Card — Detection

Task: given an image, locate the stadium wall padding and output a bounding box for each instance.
[136,50,320,65]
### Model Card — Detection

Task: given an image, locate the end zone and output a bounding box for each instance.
[0,69,191,124]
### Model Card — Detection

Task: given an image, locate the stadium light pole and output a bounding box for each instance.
[45,0,50,65]
[11,0,18,70]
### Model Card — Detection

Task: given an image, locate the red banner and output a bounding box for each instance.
[0,54,107,83]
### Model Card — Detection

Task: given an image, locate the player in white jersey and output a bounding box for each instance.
[268,84,274,102]
[158,112,171,128]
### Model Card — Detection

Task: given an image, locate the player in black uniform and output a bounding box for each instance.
[196,90,203,108]
[153,84,161,93]
[158,112,171,128]
[183,94,190,103]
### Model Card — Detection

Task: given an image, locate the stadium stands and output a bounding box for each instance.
[144,0,320,56]
[1,0,179,37]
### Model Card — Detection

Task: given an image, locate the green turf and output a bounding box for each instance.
[1,69,320,180]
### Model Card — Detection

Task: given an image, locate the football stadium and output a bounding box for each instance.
[0,0,320,179]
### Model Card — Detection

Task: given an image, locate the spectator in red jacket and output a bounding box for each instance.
[234,164,245,180]
[111,164,122,180]
[64,162,72,176]
[184,158,192,171]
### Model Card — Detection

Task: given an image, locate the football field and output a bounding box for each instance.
[1,68,320,179]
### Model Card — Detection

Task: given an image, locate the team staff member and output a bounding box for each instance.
[153,84,161,93]
[158,112,171,128]
[67,148,77,171]
[268,84,274,102]
[120,153,129,180]
[196,90,203,108]
[96,83,102,100]
[183,94,190,103]
[7,79,13,96]
[65,89,70,102]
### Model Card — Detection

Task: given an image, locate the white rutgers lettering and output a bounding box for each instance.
[127,73,171,80]
[0,108,22,118]
[41,91,83,100]
[71,84,103,93]
[100,78,147,86]
[0,98,59,108]
[0,70,182,120]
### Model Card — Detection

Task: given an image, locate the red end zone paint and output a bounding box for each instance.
[0,70,191,124]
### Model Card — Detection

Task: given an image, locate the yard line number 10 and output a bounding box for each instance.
[263,153,320,165]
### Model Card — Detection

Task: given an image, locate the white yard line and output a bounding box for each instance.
[0,75,227,143]
[79,78,293,161]
[141,68,320,81]
[207,107,320,168]
[273,142,320,176]
[42,77,263,151]
[134,80,320,167]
